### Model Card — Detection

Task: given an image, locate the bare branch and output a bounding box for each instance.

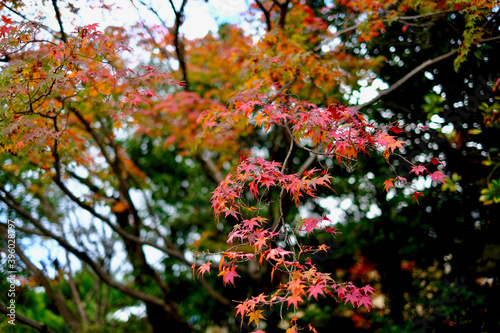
[270,74,297,102]
[66,170,109,198]
[70,107,141,226]
[51,0,67,43]
[354,48,459,110]
[65,252,89,326]
[254,0,273,32]
[398,9,458,20]
[278,0,291,29]
[198,277,231,305]
[167,0,190,89]
[297,153,317,175]
[314,9,458,52]
[479,36,500,43]
[0,221,45,237]
[0,188,171,310]
[0,225,81,332]
[197,152,224,183]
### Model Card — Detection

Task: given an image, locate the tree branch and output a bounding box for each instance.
[65,252,89,327]
[297,153,317,175]
[51,0,67,43]
[398,9,458,20]
[197,152,224,184]
[254,0,273,32]
[277,0,291,29]
[354,48,459,110]
[0,188,171,311]
[70,107,141,226]
[479,36,500,43]
[0,225,81,332]
[168,0,189,90]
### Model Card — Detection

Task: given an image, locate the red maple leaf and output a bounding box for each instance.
[411,191,424,204]
[328,104,344,120]
[324,226,340,236]
[85,23,100,32]
[286,292,303,309]
[307,283,325,300]
[344,292,359,307]
[387,139,404,152]
[254,236,268,252]
[336,287,346,298]
[357,294,373,311]
[390,124,405,133]
[375,132,395,146]
[260,177,276,190]
[197,262,211,277]
[239,161,255,175]
[287,279,304,293]
[235,302,249,318]
[317,244,329,252]
[266,248,292,260]
[223,207,240,219]
[301,217,321,235]
[220,266,240,286]
[307,324,319,333]
[123,95,150,107]
[431,157,444,165]
[410,164,427,176]
[0,25,13,37]
[242,218,261,229]
[361,284,375,294]
[430,171,447,184]
[1,15,13,24]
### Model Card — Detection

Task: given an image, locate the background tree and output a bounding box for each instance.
[0,0,498,332]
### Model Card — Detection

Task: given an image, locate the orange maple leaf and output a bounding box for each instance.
[383,178,394,193]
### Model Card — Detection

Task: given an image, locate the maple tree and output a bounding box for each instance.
[0,0,498,332]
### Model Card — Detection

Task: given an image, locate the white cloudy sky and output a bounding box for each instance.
[45,0,250,39]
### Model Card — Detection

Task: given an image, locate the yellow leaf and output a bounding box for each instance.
[246,310,265,325]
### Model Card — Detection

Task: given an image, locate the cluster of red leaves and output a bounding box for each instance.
[199,229,376,328]
[211,157,333,219]
[195,77,449,330]
[202,86,409,164]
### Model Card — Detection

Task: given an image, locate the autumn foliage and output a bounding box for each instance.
[0,0,499,332]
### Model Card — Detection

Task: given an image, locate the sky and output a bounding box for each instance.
[51,0,249,39]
